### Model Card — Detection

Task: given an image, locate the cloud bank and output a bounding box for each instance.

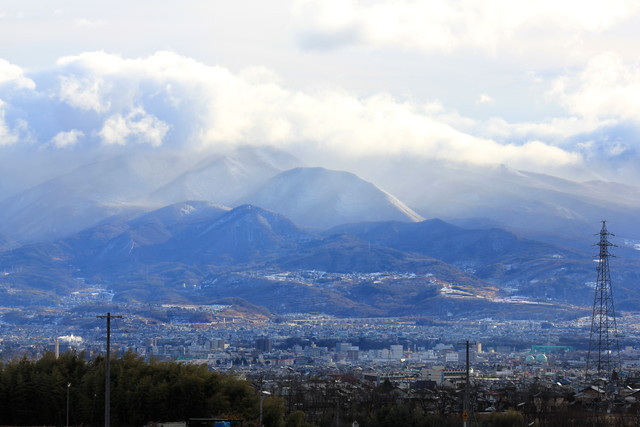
[551,53,640,121]
[292,0,640,61]
[0,50,639,180]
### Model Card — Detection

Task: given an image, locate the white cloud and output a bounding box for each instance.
[57,75,112,113]
[0,58,35,89]
[0,101,19,145]
[98,107,170,147]
[476,94,494,106]
[549,53,640,120]
[1,0,638,183]
[0,51,592,172]
[50,129,84,148]
[292,0,640,58]
[475,116,609,146]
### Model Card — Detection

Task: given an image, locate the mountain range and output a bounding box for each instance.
[0,200,635,319]
[1,145,639,319]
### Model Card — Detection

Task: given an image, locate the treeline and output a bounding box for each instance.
[0,351,599,427]
[0,351,260,426]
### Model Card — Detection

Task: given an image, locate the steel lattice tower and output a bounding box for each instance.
[586,221,621,379]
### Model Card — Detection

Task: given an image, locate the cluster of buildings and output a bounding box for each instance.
[3,302,640,423]
[2,303,640,374]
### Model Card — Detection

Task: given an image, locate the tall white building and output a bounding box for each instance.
[390,344,403,359]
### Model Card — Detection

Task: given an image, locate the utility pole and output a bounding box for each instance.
[97,312,122,427]
[458,340,476,427]
[66,382,71,427]
[259,390,270,427]
[465,340,470,427]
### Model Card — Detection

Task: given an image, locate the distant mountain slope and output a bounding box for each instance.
[240,167,424,229]
[58,203,312,277]
[327,219,580,264]
[274,232,475,281]
[0,146,301,245]
[63,201,231,269]
[167,204,312,265]
[325,219,637,308]
[149,146,302,206]
[354,159,640,250]
[0,151,191,244]
[57,205,488,312]
[0,233,20,253]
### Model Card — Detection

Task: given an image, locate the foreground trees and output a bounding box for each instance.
[0,351,259,426]
[5,353,632,426]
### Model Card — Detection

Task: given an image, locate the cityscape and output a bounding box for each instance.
[2,295,640,424]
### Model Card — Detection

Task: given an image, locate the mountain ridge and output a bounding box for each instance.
[1,200,634,318]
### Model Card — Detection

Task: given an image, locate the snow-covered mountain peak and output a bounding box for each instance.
[240,167,424,229]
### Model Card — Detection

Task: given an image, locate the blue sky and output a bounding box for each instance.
[1,0,640,181]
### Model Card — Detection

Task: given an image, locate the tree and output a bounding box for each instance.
[262,396,286,427]
[0,351,262,426]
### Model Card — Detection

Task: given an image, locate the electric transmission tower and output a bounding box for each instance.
[586,221,621,379]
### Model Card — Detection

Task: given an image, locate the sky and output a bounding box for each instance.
[1,0,640,186]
